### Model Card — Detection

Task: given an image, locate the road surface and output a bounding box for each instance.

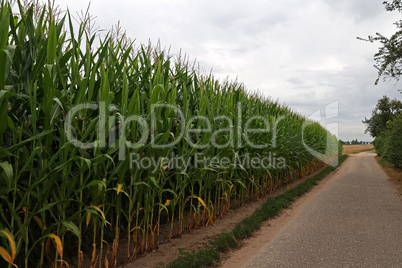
[230,151,402,267]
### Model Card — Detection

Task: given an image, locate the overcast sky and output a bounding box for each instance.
[53,0,401,141]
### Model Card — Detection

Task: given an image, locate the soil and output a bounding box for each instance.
[120,167,326,268]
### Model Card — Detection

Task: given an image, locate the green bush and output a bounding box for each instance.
[373,135,385,156]
[383,114,402,168]
[374,114,402,167]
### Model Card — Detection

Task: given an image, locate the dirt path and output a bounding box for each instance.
[221,151,402,267]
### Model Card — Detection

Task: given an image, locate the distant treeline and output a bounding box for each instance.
[340,140,373,145]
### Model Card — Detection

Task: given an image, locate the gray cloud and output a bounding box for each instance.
[322,0,386,21]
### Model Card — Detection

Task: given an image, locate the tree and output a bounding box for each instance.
[359,0,402,91]
[365,96,402,167]
[362,96,402,138]
[382,113,402,167]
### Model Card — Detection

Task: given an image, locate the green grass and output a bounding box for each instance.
[168,247,221,268]
[210,232,239,253]
[167,155,348,268]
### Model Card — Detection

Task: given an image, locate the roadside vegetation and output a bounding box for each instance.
[363,96,402,168]
[0,1,340,267]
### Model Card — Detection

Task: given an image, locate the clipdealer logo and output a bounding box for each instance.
[302,100,339,167]
[64,101,339,171]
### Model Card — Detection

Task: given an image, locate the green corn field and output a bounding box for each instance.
[0,1,341,267]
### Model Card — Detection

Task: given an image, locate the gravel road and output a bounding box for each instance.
[242,151,402,268]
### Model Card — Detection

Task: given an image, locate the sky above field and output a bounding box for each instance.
[50,0,401,141]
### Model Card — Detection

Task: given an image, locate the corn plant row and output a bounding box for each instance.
[0,1,340,267]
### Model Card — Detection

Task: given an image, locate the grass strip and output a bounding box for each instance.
[166,155,349,268]
[167,247,221,268]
